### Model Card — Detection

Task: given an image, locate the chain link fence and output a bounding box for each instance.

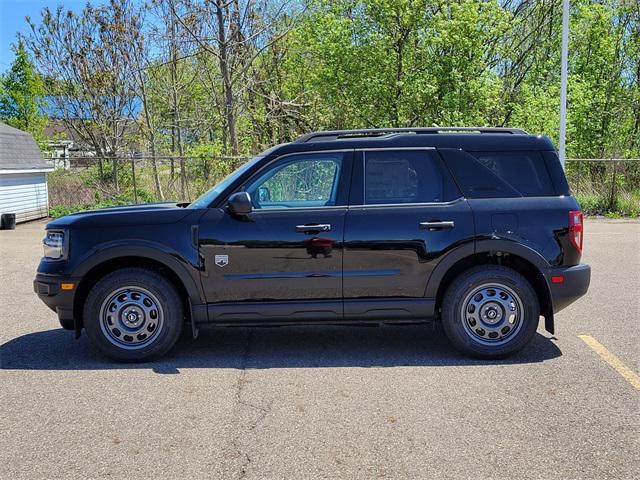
[47,155,249,217]
[564,159,640,217]
[47,156,640,217]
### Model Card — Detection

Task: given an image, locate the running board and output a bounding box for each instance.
[196,298,435,326]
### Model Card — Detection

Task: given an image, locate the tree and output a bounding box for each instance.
[0,43,46,140]
[115,0,165,200]
[148,0,206,197]
[283,0,509,129]
[23,2,140,191]
[171,0,300,157]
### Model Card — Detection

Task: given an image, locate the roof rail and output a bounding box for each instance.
[295,127,528,143]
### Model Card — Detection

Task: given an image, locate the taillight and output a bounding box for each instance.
[569,210,583,253]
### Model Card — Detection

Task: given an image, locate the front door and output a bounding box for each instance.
[343,148,473,319]
[198,150,352,321]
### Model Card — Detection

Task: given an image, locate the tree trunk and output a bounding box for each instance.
[215,0,240,156]
[168,0,187,198]
[149,136,164,201]
[138,72,164,201]
[111,156,119,194]
[170,128,176,178]
[169,1,179,181]
[179,130,186,200]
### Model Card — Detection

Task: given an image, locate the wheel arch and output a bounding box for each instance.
[72,246,203,330]
[427,241,554,333]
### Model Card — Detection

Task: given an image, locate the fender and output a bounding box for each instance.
[424,238,551,299]
[474,238,551,269]
[424,238,555,333]
[476,238,554,333]
[72,240,205,305]
[424,242,475,299]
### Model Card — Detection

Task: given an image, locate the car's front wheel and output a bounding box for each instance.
[441,265,539,359]
[83,268,184,362]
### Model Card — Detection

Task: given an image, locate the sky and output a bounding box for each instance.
[0,0,107,71]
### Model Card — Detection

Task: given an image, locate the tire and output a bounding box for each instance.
[441,265,539,359]
[83,268,184,362]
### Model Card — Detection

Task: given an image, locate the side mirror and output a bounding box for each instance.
[227,191,252,216]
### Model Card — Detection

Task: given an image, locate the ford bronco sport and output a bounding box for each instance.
[34,127,591,362]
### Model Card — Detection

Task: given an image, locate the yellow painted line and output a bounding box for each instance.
[579,335,640,391]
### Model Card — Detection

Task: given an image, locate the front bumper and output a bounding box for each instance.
[34,273,79,329]
[544,263,591,313]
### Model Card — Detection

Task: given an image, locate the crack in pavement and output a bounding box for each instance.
[227,329,274,480]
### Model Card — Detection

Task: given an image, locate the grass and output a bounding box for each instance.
[574,189,640,218]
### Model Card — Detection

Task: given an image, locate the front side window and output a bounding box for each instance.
[246,152,344,209]
[364,150,446,204]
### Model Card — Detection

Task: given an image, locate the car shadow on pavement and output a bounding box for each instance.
[1,324,561,372]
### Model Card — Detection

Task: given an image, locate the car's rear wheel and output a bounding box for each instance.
[441,265,539,358]
[83,268,184,362]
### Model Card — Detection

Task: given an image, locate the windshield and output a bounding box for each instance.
[187,154,267,209]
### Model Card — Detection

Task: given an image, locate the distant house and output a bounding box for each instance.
[0,123,54,223]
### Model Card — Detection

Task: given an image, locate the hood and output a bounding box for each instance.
[46,202,196,229]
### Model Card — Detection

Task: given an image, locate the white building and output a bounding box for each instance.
[0,123,54,224]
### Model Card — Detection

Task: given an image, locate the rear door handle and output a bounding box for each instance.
[419,221,455,231]
[295,223,331,233]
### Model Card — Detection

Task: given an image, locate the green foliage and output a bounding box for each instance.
[49,198,130,219]
[0,43,46,140]
[7,0,639,216]
[616,191,640,218]
[186,142,232,180]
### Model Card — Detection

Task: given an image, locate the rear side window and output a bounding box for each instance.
[439,149,557,198]
[438,149,519,198]
[474,151,556,196]
[363,150,457,204]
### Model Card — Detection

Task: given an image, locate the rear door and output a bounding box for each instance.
[343,148,474,318]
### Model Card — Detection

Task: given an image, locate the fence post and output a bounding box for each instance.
[131,157,138,204]
[608,160,617,212]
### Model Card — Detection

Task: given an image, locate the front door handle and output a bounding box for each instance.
[419,220,455,231]
[296,223,331,233]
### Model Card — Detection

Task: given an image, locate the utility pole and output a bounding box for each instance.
[559,0,569,167]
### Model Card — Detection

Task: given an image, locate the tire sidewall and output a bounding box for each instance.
[83,268,183,362]
[442,266,540,358]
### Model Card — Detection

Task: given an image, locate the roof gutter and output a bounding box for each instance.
[0,168,55,174]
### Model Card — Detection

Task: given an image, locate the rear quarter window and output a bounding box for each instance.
[439,149,557,198]
[473,151,556,196]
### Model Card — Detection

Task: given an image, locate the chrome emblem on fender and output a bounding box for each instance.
[215,254,229,267]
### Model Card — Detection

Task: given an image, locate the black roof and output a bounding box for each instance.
[0,123,51,170]
[275,127,555,155]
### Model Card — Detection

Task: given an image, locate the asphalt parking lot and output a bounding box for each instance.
[1,218,638,480]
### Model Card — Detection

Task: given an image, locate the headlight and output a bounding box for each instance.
[43,230,67,260]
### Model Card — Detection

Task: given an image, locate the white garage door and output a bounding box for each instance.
[0,172,49,223]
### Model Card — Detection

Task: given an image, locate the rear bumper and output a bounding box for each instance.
[34,273,78,329]
[544,263,591,313]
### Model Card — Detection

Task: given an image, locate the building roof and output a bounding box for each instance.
[0,122,52,171]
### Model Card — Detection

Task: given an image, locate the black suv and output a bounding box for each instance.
[35,128,591,362]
